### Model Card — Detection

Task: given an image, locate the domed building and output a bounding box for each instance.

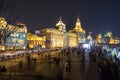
[56,17,78,48]
[56,17,66,33]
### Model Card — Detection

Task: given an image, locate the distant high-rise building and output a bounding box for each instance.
[56,17,66,33]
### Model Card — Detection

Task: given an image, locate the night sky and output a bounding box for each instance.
[1,0,120,37]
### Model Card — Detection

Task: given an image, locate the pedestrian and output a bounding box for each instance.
[48,54,51,60]
[1,65,7,72]
[37,53,40,56]
[18,61,23,72]
[19,61,23,69]
[113,63,119,80]
[53,57,57,63]
[82,53,85,62]
[101,61,114,80]
[40,54,43,59]
[56,58,60,67]
[65,61,69,72]
[68,60,71,72]
[48,59,51,67]
[98,61,102,80]
[79,53,83,62]
[0,66,2,75]
[65,60,71,72]
[57,69,63,80]
[27,55,31,67]
[34,58,37,64]
[77,50,80,56]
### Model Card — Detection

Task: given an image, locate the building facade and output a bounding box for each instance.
[0,17,28,50]
[0,16,86,50]
[69,16,86,44]
[0,17,7,50]
[101,32,120,44]
[27,33,46,49]
[67,32,78,47]
[40,28,64,49]
[5,23,28,50]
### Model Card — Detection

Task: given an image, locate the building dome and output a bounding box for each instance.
[0,17,7,28]
[56,17,66,33]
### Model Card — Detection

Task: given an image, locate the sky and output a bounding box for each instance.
[1,0,120,37]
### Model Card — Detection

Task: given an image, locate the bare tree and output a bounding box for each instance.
[0,0,20,45]
[0,0,20,14]
[0,0,4,10]
[0,0,32,47]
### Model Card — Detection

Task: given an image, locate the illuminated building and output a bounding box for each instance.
[0,17,7,29]
[106,32,116,44]
[96,34,102,44]
[113,37,120,44]
[40,28,64,48]
[103,32,114,44]
[108,32,119,44]
[56,17,78,48]
[86,32,94,46]
[0,17,7,50]
[67,32,78,47]
[5,23,28,50]
[69,15,86,44]
[102,33,110,44]
[0,17,28,50]
[100,32,120,44]
[56,17,68,48]
[56,17,66,33]
[27,33,46,49]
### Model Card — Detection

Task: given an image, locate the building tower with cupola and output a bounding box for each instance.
[74,15,85,33]
[69,15,86,44]
[56,17,66,33]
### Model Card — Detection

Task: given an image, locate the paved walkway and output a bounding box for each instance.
[67,51,100,80]
[0,50,100,80]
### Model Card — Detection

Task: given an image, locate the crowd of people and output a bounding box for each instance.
[89,45,120,80]
[0,65,7,75]
[2,45,120,80]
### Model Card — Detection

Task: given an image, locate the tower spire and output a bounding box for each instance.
[77,14,79,18]
[77,14,80,22]
[59,16,62,21]
[74,14,85,33]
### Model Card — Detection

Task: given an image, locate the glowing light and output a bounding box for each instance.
[117,51,120,60]
[83,44,90,48]
[111,48,117,56]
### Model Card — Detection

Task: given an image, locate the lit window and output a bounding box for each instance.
[10,34,13,36]
[18,40,24,44]
[23,34,26,37]
[12,39,16,42]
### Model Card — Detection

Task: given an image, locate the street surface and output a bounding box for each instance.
[0,49,100,80]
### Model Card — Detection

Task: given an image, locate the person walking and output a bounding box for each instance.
[0,66,2,75]
[1,65,7,72]
[57,68,63,80]
[101,61,114,80]
[19,60,23,71]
